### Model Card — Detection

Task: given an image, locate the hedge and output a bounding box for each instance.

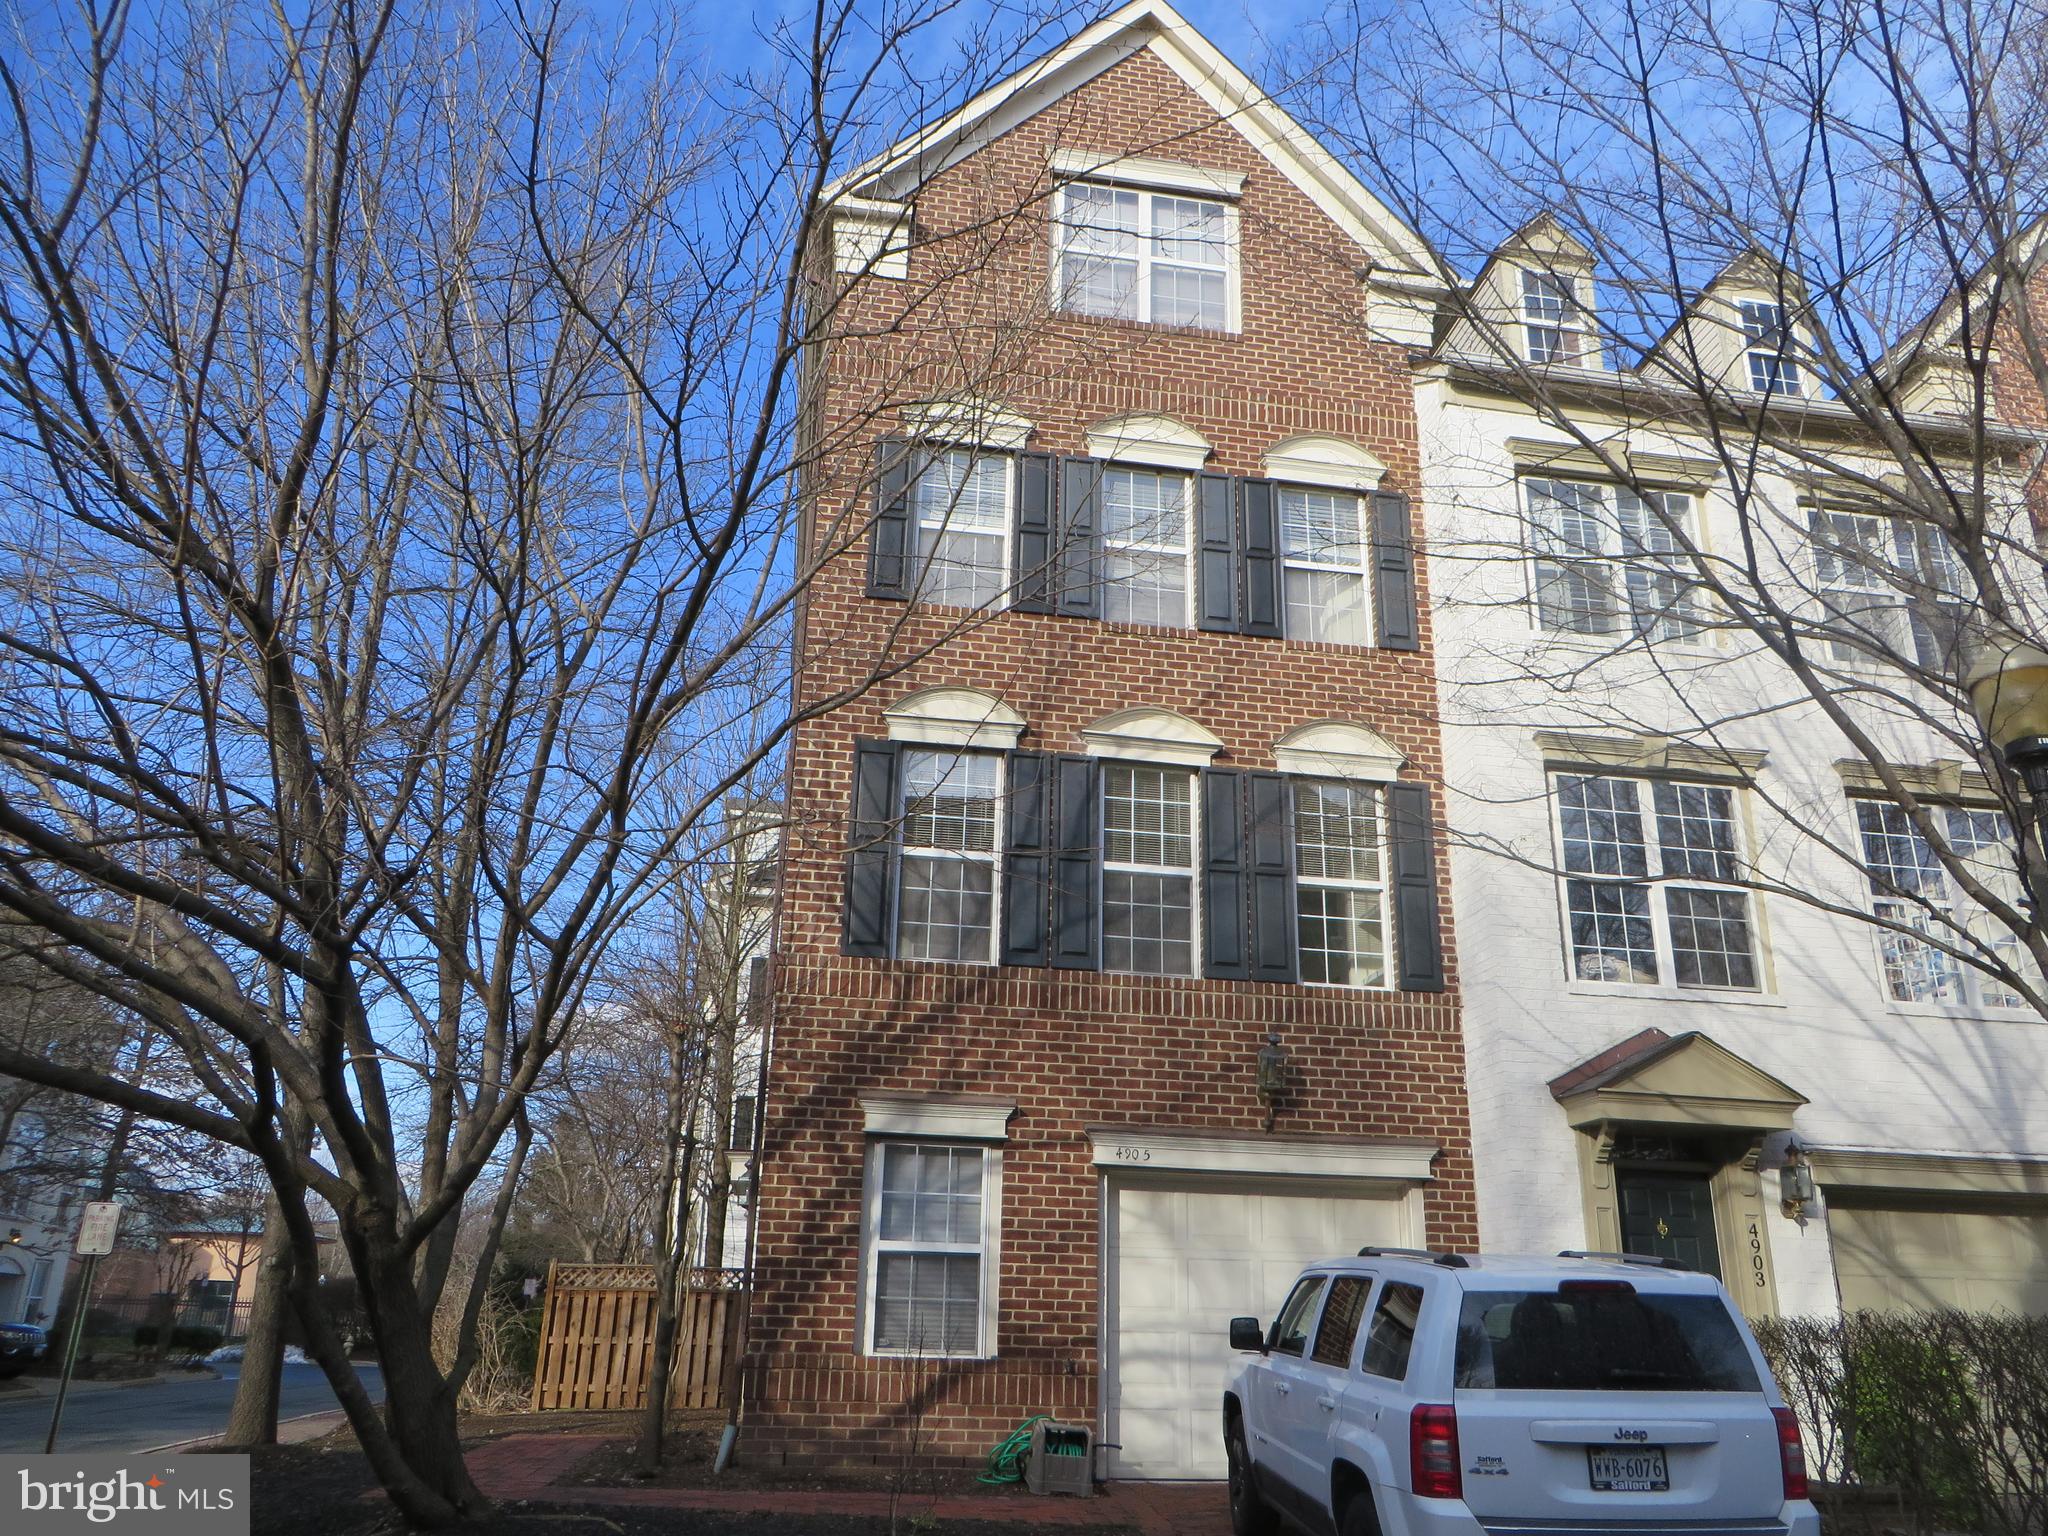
[1755,1310,2048,1536]
[131,1324,225,1354]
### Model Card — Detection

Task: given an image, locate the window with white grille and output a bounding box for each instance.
[1854,800,2027,1010]
[1555,774,1759,989]
[1293,779,1388,987]
[910,450,1010,610]
[1739,301,1801,396]
[1101,468,1193,627]
[865,1142,994,1357]
[1280,487,1370,645]
[1054,182,1233,330]
[1102,765,1197,976]
[1809,507,1966,670]
[895,750,1000,963]
[1523,271,1582,363]
[1526,477,1701,642]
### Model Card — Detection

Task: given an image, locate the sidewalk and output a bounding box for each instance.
[0,1369,214,1397]
[465,1433,1234,1536]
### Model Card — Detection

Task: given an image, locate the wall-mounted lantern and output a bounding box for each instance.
[1779,1148,1816,1216]
[1256,1032,1290,1131]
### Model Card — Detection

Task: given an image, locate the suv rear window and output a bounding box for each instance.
[1454,1288,1760,1392]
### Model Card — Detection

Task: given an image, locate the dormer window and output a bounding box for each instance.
[1055,182,1233,331]
[1739,301,1801,396]
[1522,270,1581,363]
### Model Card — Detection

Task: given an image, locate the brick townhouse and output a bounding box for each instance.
[744,0,1477,1477]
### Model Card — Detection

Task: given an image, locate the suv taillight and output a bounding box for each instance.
[1410,1403,1461,1498]
[1773,1405,1809,1500]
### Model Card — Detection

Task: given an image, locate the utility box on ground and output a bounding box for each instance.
[1024,1419,1093,1497]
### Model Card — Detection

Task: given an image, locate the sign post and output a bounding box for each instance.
[44,1200,121,1454]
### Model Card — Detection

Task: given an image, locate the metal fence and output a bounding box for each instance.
[85,1296,254,1343]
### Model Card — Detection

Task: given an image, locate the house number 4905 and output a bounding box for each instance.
[1112,1146,1152,1164]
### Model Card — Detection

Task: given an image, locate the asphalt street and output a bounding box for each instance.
[0,1362,384,1453]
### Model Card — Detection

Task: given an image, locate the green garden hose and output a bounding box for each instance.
[978,1413,1050,1483]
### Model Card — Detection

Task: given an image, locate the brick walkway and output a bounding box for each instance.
[466,1433,1234,1536]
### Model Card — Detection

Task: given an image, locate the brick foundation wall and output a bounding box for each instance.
[746,43,1478,1469]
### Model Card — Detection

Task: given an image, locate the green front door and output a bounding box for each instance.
[1618,1172,1722,1278]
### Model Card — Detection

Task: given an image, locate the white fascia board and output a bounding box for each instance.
[1049,148,1244,199]
[863,1097,1015,1141]
[1090,1128,1437,1182]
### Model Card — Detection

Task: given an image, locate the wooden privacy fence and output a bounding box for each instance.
[530,1262,746,1413]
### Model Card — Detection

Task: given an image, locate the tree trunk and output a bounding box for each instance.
[220,1196,293,1447]
[634,1030,693,1475]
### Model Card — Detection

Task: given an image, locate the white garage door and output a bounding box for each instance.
[1106,1177,1411,1480]
[1829,1200,2048,1314]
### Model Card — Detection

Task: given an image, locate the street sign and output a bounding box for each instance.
[75,1201,121,1256]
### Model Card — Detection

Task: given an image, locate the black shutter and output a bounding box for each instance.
[1001,750,1051,966]
[1057,458,1103,619]
[1389,780,1445,991]
[1050,754,1100,969]
[1240,478,1282,638]
[865,439,915,600]
[1247,771,1298,983]
[843,739,900,956]
[1013,452,1055,614]
[1372,490,1420,651]
[1197,472,1239,632]
[1202,769,1248,980]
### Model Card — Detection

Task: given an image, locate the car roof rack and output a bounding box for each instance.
[1357,1246,1469,1269]
[1557,1249,1690,1271]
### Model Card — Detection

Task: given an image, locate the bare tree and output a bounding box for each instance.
[1296,0,2048,1014]
[0,0,1110,1519]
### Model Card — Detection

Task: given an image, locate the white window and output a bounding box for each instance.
[865,1141,997,1357]
[1854,801,2026,1009]
[910,450,1010,610]
[23,1258,50,1323]
[894,750,1000,963]
[1809,507,1965,669]
[1526,478,1701,642]
[1280,487,1370,645]
[1293,779,1388,987]
[1522,271,1582,363]
[1739,301,1801,396]
[1556,774,1759,990]
[1102,765,1197,976]
[1054,182,1232,330]
[1100,467,1192,627]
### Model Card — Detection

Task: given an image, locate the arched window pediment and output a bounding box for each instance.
[1263,435,1387,492]
[1079,707,1223,767]
[901,397,1034,451]
[884,687,1026,750]
[1273,721,1405,782]
[1085,412,1212,471]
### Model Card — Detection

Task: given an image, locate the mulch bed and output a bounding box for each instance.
[239,1419,1136,1536]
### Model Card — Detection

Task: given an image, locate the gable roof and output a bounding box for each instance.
[1550,1029,1807,1135]
[822,0,1438,283]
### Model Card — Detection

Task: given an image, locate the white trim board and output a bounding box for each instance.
[1089,1128,1436,1182]
[863,1096,1016,1141]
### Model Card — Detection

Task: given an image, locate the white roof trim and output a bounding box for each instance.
[1049,147,1244,199]
[885,687,1027,750]
[1090,1127,1436,1182]
[902,398,1035,451]
[1263,435,1387,493]
[1086,411,1211,470]
[1274,722,1406,783]
[865,1096,1015,1142]
[818,0,1439,282]
[1079,707,1223,766]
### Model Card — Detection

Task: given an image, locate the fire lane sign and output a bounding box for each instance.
[74,1202,121,1256]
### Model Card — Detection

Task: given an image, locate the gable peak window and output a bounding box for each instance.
[1555,772,1758,990]
[1738,300,1801,397]
[1522,270,1582,363]
[1526,476,1702,643]
[1055,181,1234,331]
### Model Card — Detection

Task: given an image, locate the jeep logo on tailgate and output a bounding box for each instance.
[1614,1427,1648,1441]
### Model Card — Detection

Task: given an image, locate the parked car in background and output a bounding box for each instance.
[1223,1249,1818,1536]
[0,1319,48,1378]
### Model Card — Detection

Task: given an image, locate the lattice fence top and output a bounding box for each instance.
[547,1262,748,1292]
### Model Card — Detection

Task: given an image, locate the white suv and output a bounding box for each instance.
[1223,1249,1820,1536]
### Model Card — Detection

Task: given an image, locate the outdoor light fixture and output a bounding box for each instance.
[5,1228,18,1244]
[1779,1148,1817,1217]
[1965,634,2048,800]
[1256,1031,1290,1131]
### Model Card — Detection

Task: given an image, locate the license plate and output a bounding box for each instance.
[1588,1446,1669,1492]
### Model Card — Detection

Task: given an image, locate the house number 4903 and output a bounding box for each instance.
[1112,1146,1152,1164]
[1747,1221,1767,1288]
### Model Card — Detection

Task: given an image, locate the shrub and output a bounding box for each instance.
[132,1324,225,1354]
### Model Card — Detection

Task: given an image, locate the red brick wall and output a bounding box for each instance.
[1991,264,2048,526]
[747,46,1477,1469]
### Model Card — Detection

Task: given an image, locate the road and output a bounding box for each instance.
[0,1362,385,1453]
